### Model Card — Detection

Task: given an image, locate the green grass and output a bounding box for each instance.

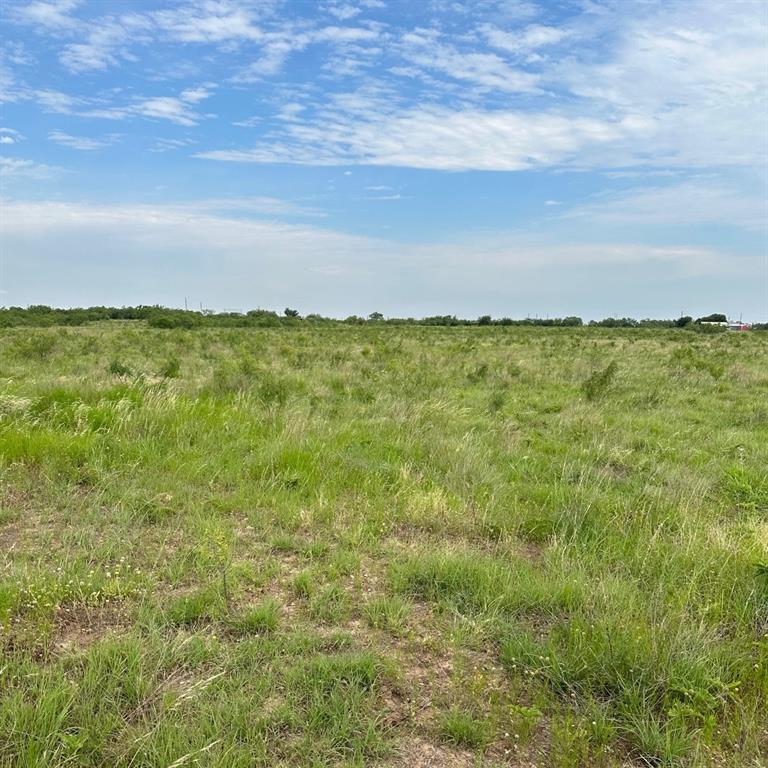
[363,595,410,635]
[0,322,766,766]
[439,708,492,748]
[226,598,281,635]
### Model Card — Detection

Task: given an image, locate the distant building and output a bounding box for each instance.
[727,321,752,331]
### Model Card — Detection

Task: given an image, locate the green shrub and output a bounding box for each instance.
[10,334,57,360]
[581,361,617,401]
[158,357,181,378]
[108,360,132,376]
[439,709,491,748]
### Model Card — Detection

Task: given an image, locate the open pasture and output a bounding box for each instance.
[0,324,766,767]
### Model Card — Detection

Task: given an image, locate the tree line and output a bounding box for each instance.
[0,305,764,330]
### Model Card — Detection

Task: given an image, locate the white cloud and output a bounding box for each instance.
[151,2,266,43]
[186,197,325,218]
[233,115,262,127]
[197,108,646,171]
[180,86,213,103]
[480,23,568,54]
[238,38,296,78]
[14,0,81,30]
[135,90,212,125]
[556,1,767,168]
[197,1,765,173]
[325,4,362,21]
[234,25,380,80]
[34,89,79,113]
[59,19,137,72]
[80,86,215,126]
[563,179,768,232]
[149,137,197,153]
[0,200,735,274]
[48,129,119,150]
[0,156,59,179]
[275,102,305,121]
[398,29,539,92]
[0,127,22,145]
[137,98,199,125]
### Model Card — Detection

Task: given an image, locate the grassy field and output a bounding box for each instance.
[0,323,766,767]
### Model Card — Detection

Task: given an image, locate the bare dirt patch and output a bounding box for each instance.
[51,601,130,653]
[386,735,476,767]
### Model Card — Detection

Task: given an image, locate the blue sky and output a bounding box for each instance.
[0,0,766,319]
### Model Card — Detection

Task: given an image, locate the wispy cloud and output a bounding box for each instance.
[197,108,644,171]
[150,2,267,43]
[34,89,80,113]
[60,16,150,73]
[233,24,380,81]
[563,179,768,232]
[0,156,60,179]
[480,23,569,56]
[1,199,735,274]
[48,129,120,150]
[325,4,362,22]
[196,1,765,172]
[397,29,540,92]
[81,85,215,126]
[14,0,81,30]
[149,137,197,153]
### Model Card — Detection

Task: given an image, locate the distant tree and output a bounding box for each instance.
[422,315,460,326]
[284,307,300,318]
[675,316,693,328]
[368,311,384,321]
[477,315,492,326]
[696,313,726,323]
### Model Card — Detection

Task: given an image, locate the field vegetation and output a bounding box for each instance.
[0,322,766,767]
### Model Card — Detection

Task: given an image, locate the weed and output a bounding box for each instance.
[159,357,181,378]
[488,390,506,413]
[363,596,410,635]
[227,598,280,634]
[166,590,218,625]
[439,709,491,748]
[581,361,618,401]
[107,359,132,376]
[309,583,350,624]
[10,333,57,360]
[291,570,315,598]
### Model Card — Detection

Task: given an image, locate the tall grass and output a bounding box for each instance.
[0,323,765,766]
